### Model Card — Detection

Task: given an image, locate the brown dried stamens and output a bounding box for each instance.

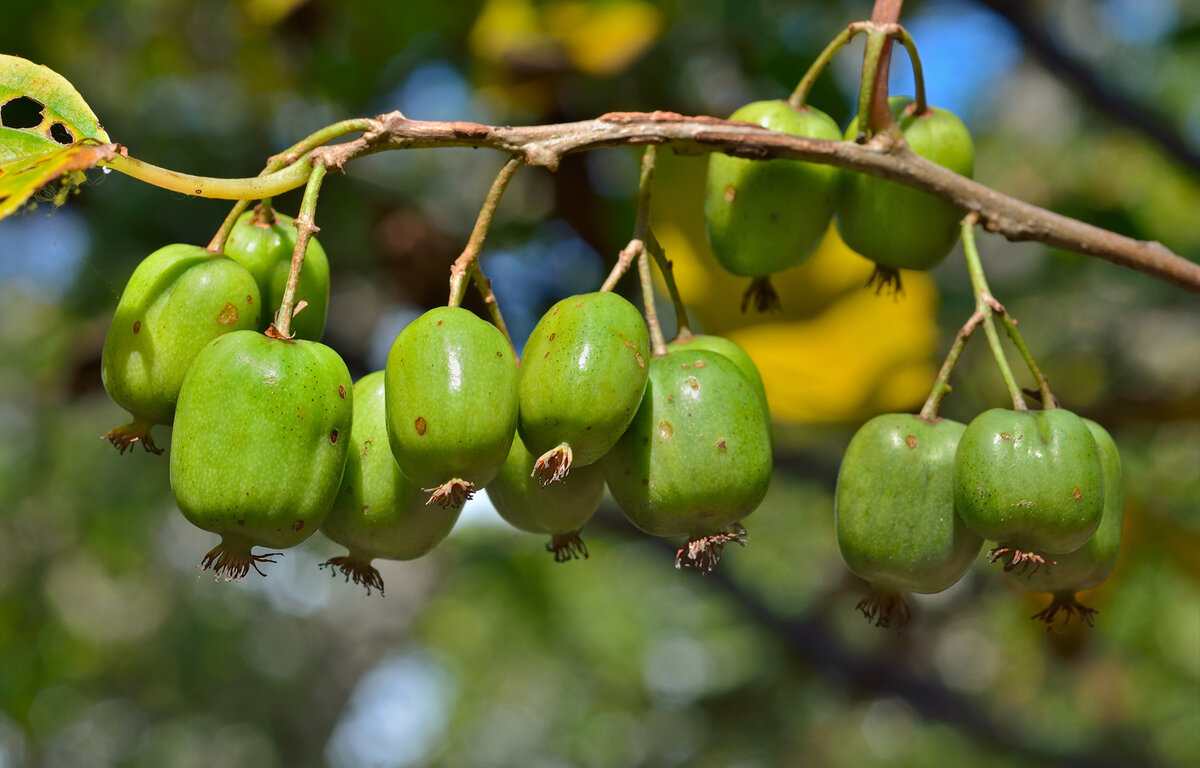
[424,478,474,509]
[988,545,1054,575]
[102,418,163,455]
[865,265,904,297]
[320,555,386,596]
[741,276,781,313]
[533,443,573,486]
[1031,592,1097,629]
[547,530,588,562]
[675,523,748,573]
[855,586,912,629]
[199,539,281,581]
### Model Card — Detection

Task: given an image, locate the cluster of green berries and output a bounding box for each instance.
[100,210,774,592]
[705,95,974,305]
[834,409,1124,630]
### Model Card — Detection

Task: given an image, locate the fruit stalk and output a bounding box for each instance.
[788,23,867,110]
[961,214,1027,411]
[274,162,327,339]
[448,155,524,308]
[867,0,904,135]
[888,26,928,115]
[103,151,314,201]
[601,146,658,291]
[919,310,983,421]
[645,232,691,340]
[637,251,667,357]
[207,119,376,252]
[854,29,894,142]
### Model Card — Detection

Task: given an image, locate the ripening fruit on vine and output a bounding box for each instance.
[1010,418,1124,628]
[835,414,983,628]
[223,206,330,340]
[320,371,462,595]
[666,331,768,411]
[170,331,353,580]
[517,292,650,485]
[602,348,773,571]
[101,243,261,455]
[954,407,1104,569]
[385,306,519,508]
[836,96,974,287]
[487,431,605,562]
[704,99,842,311]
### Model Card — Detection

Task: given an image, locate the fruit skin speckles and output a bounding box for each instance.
[101,243,261,454]
[170,330,353,580]
[384,306,518,507]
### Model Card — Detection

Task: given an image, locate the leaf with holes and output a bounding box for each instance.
[1,54,114,219]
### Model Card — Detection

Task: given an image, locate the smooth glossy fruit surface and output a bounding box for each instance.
[321,371,461,593]
[385,306,519,506]
[836,96,974,272]
[602,349,772,568]
[954,408,1103,556]
[518,292,650,482]
[487,430,605,561]
[835,415,982,626]
[705,100,842,278]
[170,331,353,579]
[1012,419,1124,626]
[667,332,768,411]
[224,207,330,340]
[101,243,261,453]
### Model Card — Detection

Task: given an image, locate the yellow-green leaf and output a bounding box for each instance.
[1,54,113,218]
[0,142,118,219]
[1,54,109,159]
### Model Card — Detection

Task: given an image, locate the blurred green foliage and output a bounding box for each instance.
[1,1,1198,767]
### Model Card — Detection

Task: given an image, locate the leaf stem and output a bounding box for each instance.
[103,151,313,200]
[789,24,867,109]
[887,26,927,115]
[272,162,327,339]
[961,215,1027,411]
[448,155,524,308]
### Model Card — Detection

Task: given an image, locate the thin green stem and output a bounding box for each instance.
[645,232,690,339]
[995,308,1057,408]
[273,162,327,339]
[789,24,866,109]
[919,311,982,421]
[602,146,658,292]
[468,262,517,360]
[961,216,1027,411]
[102,152,313,200]
[855,29,893,141]
[448,155,524,308]
[888,26,927,114]
[638,250,667,357]
[207,199,252,253]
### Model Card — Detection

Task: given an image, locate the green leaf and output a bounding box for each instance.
[0,54,114,218]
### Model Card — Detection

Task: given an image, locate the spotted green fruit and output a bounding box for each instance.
[836,96,974,276]
[667,332,768,411]
[705,100,842,311]
[602,349,773,571]
[320,371,461,594]
[101,243,261,454]
[385,306,519,508]
[487,431,605,562]
[1011,419,1124,627]
[170,331,353,580]
[835,415,982,628]
[954,408,1104,565]
[518,292,650,484]
[224,207,330,340]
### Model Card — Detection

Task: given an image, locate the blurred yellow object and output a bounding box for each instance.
[241,0,310,26]
[470,0,663,76]
[545,1,664,77]
[649,148,941,423]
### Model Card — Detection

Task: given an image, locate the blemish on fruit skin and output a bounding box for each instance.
[437,320,443,326]
[237,519,245,526]
[247,295,254,304]
[217,303,239,325]
[905,435,918,449]
[548,332,556,342]
[716,438,727,452]
[338,385,346,399]
[724,184,736,203]
[1072,487,1082,501]
[414,416,427,435]
[132,321,141,334]
[659,420,674,438]
[681,363,691,370]
[1000,432,1013,440]
[687,377,699,390]
[694,360,707,368]
[292,520,305,531]
[635,352,645,368]
[330,429,339,444]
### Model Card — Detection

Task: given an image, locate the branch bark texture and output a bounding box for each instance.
[311,110,1200,294]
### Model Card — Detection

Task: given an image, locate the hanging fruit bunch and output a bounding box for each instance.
[80,14,1129,625]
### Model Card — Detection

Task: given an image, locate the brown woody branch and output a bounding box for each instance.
[311,110,1200,294]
